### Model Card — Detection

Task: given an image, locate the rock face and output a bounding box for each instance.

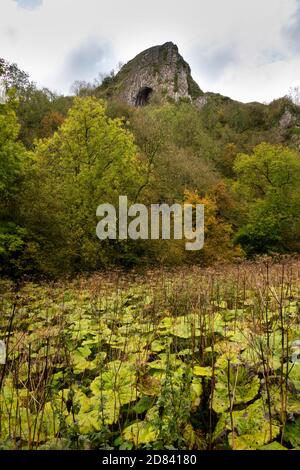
[99,42,203,106]
[279,109,297,129]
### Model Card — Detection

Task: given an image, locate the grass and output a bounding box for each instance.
[0,258,300,450]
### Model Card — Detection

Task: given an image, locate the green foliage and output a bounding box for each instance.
[187,75,203,100]
[212,357,260,413]
[17,86,72,147]
[0,58,30,93]
[0,101,30,276]
[2,57,300,275]
[3,54,300,455]
[1,58,72,148]
[234,143,300,254]
[1,261,300,450]
[284,418,300,448]
[0,104,24,197]
[20,96,144,275]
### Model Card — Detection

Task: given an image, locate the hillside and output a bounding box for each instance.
[1,44,300,277]
[95,42,300,143]
[1,41,300,454]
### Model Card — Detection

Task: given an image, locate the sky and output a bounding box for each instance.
[1,0,300,103]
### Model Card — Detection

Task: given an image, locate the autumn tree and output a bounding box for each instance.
[183,190,242,264]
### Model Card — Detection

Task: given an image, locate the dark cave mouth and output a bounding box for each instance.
[135,86,153,106]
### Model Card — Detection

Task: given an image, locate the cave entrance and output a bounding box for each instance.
[135,86,153,106]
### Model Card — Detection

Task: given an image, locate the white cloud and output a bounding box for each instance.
[1,0,300,101]
[14,0,43,10]
[61,39,113,85]
[189,43,239,83]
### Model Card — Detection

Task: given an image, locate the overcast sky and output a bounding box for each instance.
[1,0,300,102]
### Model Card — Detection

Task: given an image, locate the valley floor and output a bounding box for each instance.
[1,259,300,450]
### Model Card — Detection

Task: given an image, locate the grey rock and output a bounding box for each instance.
[279,109,296,129]
[99,42,203,106]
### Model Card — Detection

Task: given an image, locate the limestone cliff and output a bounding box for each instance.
[98,42,203,106]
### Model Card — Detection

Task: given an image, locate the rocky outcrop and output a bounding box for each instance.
[99,42,203,106]
[279,109,297,129]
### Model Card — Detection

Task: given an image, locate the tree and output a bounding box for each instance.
[22,97,144,274]
[234,143,300,254]
[1,59,73,148]
[0,100,29,277]
[130,102,219,203]
[0,58,30,93]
